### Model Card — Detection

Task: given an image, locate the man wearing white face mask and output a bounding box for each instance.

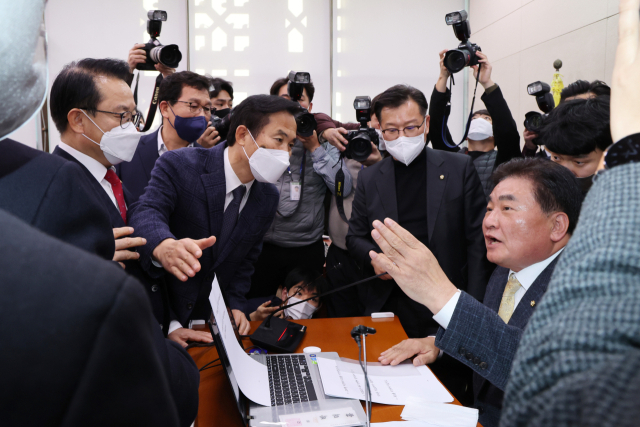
[346,84,493,404]
[429,50,523,198]
[129,94,299,344]
[50,59,149,268]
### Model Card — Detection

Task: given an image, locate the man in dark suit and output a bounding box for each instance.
[372,158,583,427]
[115,71,212,204]
[129,94,298,342]
[0,208,185,426]
[0,138,114,260]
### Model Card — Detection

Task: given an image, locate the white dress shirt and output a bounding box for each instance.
[167,146,255,334]
[433,248,564,329]
[157,125,194,156]
[57,142,121,212]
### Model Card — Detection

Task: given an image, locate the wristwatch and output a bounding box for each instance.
[604,133,640,169]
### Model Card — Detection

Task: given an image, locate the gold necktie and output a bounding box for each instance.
[498,273,522,324]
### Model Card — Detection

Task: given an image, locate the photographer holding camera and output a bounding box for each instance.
[430,49,523,198]
[245,75,353,301]
[196,77,235,148]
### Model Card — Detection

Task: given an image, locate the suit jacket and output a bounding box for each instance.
[0,208,183,427]
[128,142,280,326]
[114,128,203,205]
[436,259,558,427]
[346,147,493,334]
[51,146,200,427]
[0,138,114,260]
[501,162,640,427]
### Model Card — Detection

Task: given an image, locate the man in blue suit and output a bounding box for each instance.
[129,94,298,345]
[116,71,211,204]
[373,158,583,427]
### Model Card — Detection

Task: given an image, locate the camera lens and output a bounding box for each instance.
[524,112,544,132]
[444,49,469,74]
[294,110,317,137]
[346,132,373,162]
[150,44,182,68]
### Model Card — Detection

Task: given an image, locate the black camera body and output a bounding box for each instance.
[287,70,317,137]
[444,10,482,74]
[343,96,379,162]
[209,108,232,141]
[524,81,555,133]
[136,10,183,71]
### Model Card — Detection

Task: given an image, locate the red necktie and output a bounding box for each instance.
[104,169,127,225]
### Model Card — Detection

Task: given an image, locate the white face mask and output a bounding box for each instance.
[80,111,142,165]
[243,130,290,183]
[284,296,318,320]
[467,118,493,141]
[375,128,386,151]
[381,118,427,166]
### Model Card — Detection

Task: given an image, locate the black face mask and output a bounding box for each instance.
[214,108,231,118]
[576,174,594,194]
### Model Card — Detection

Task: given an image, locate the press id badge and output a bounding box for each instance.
[290,181,301,201]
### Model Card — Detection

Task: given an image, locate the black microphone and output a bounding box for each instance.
[264,271,388,327]
[350,325,377,345]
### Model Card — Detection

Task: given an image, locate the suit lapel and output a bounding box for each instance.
[508,257,560,328]
[200,145,226,259]
[425,148,447,244]
[483,266,510,312]
[139,130,161,182]
[53,147,125,228]
[374,158,399,222]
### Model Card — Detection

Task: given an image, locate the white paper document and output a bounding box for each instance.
[208,275,271,406]
[400,396,479,427]
[279,407,361,427]
[316,357,453,405]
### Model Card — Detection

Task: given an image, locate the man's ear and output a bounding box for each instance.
[159,101,171,119]
[307,102,313,113]
[235,125,249,147]
[66,109,86,134]
[424,115,431,142]
[550,212,570,242]
[281,287,288,301]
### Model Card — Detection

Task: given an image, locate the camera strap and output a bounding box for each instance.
[133,72,164,132]
[441,63,482,149]
[335,157,348,223]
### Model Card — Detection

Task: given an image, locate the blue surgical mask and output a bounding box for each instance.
[168,106,208,143]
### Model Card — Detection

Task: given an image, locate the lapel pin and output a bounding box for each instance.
[530,301,536,307]
[440,175,444,180]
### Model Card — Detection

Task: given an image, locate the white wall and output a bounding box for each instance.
[44,0,188,151]
[466,0,620,142]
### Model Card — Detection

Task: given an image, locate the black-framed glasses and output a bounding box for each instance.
[381,117,427,140]
[94,109,142,128]
[171,100,213,115]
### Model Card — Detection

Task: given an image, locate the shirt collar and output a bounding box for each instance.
[158,125,194,155]
[224,146,254,195]
[509,247,564,291]
[57,141,112,183]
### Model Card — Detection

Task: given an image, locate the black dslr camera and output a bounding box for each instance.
[343,96,379,162]
[209,108,232,141]
[524,81,555,132]
[287,70,317,137]
[136,10,183,71]
[444,10,481,74]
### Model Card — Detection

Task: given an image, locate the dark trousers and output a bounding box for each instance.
[248,240,325,299]
[325,244,367,317]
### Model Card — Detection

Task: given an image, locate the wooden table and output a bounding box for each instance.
[189,316,478,426]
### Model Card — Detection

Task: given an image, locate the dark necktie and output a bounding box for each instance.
[104,169,127,225]
[220,185,247,248]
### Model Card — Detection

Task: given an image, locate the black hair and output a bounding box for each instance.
[50,58,131,134]
[370,93,381,118]
[560,79,611,102]
[492,158,583,234]
[269,77,315,102]
[157,71,211,105]
[374,85,428,123]
[283,268,319,293]
[208,77,234,99]
[538,96,612,155]
[226,94,301,146]
[472,109,491,119]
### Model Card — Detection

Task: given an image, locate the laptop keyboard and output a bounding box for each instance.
[267,354,318,406]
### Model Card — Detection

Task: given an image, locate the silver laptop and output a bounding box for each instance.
[208,313,366,426]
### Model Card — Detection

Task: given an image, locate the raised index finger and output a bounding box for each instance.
[617,0,640,65]
[383,218,423,250]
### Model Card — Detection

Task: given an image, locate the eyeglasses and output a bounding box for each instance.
[94,109,142,128]
[172,100,213,115]
[381,117,427,141]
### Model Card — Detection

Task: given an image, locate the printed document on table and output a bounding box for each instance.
[316,357,452,405]
[208,275,271,406]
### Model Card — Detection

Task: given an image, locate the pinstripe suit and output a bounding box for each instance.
[501,162,640,427]
[435,259,557,427]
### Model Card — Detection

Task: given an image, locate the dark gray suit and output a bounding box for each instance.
[436,259,558,427]
[501,162,640,427]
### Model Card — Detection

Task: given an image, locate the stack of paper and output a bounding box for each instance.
[399,396,479,427]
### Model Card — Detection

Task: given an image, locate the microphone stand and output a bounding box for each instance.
[351,325,376,427]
